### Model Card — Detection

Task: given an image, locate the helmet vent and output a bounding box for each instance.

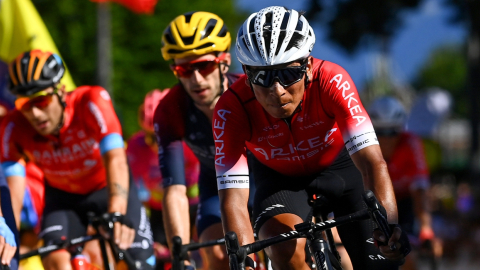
[218,24,228,37]
[195,42,215,51]
[248,18,255,33]
[181,28,197,45]
[280,12,290,30]
[286,32,305,51]
[164,27,177,45]
[262,12,273,57]
[30,58,40,81]
[295,19,303,31]
[184,12,194,23]
[201,19,218,40]
[275,31,286,55]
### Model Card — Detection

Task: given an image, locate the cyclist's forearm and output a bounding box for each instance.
[103,148,130,214]
[7,175,26,229]
[365,161,398,223]
[351,145,398,223]
[412,189,432,229]
[163,185,190,249]
[219,188,254,246]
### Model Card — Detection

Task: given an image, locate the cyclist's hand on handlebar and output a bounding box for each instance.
[0,217,16,266]
[373,225,410,262]
[114,219,135,250]
[101,212,135,250]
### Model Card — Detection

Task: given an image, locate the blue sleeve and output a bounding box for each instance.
[1,162,26,178]
[99,133,124,155]
[159,140,186,187]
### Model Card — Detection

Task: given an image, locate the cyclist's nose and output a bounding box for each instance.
[269,81,286,96]
[190,69,205,83]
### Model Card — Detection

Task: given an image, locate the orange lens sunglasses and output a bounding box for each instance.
[170,53,227,78]
[15,89,57,111]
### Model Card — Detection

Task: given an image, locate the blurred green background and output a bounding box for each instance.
[34,0,247,138]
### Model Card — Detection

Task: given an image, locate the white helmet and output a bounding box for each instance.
[368,96,407,130]
[236,6,315,66]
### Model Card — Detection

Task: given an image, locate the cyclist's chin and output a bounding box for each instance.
[32,121,55,135]
[267,105,295,119]
[191,95,216,107]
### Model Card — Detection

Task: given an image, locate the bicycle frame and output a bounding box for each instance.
[226,208,370,270]
[226,190,395,270]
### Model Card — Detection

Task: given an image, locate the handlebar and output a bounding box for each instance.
[171,236,226,270]
[363,190,396,250]
[225,190,397,270]
[20,212,140,270]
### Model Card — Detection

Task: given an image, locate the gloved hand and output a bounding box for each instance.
[0,216,16,265]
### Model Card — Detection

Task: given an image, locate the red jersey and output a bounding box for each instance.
[213,59,378,189]
[0,86,123,194]
[387,132,430,201]
[126,131,200,210]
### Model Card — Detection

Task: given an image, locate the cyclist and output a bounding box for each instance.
[154,11,249,269]
[368,96,442,270]
[214,6,410,270]
[127,89,200,269]
[1,50,155,269]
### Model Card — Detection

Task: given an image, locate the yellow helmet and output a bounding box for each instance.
[161,11,231,61]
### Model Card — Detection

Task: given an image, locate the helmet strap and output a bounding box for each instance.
[304,73,310,89]
[218,62,227,96]
[52,90,66,135]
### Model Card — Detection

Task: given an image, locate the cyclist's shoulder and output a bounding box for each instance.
[223,75,254,104]
[312,59,350,80]
[67,85,112,106]
[0,109,32,135]
[226,72,243,84]
[155,84,188,112]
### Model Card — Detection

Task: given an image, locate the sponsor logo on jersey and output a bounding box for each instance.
[219,179,249,185]
[254,129,338,161]
[329,73,366,127]
[88,102,107,134]
[100,90,111,101]
[213,109,231,167]
[32,138,98,165]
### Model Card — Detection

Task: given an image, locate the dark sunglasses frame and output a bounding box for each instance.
[245,59,308,88]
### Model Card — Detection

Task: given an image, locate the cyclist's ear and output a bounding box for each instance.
[306,56,313,79]
[55,84,66,100]
[221,52,232,73]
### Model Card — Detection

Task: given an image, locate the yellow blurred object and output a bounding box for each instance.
[19,255,44,270]
[0,0,76,91]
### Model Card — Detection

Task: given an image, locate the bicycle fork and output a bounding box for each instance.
[308,232,335,270]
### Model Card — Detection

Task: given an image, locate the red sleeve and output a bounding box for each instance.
[318,62,378,155]
[0,113,26,163]
[213,89,250,190]
[82,86,123,140]
[153,88,185,148]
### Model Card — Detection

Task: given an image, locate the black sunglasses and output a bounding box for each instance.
[245,61,307,88]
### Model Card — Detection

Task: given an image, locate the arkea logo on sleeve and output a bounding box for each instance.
[329,74,366,127]
[213,109,231,167]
